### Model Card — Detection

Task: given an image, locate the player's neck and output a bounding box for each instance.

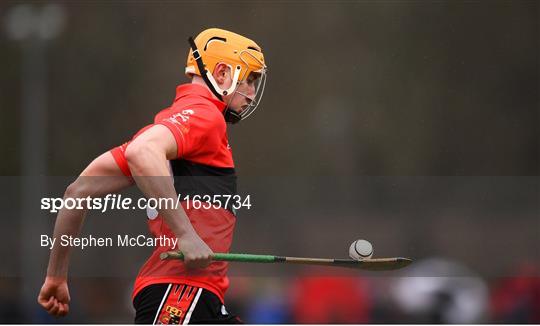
[191,76,221,101]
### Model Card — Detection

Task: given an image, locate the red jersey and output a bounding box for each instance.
[110,83,237,303]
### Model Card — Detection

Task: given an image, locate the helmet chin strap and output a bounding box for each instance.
[224,109,242,124]
[188,37,223,101]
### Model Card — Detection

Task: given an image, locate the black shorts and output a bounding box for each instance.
[133,283,242,324]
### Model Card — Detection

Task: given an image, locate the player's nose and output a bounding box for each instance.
[245,86,256,102]
[244,95,254,105]
[249,83,257,97]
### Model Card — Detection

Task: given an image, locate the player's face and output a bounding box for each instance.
[225,73,259,113]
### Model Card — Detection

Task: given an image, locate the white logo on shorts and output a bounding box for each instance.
[221,305,228,315]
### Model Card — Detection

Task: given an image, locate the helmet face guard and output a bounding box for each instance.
[223,58,267,124]
[187,29,267,124]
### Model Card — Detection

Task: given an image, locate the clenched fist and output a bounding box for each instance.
[37,277,71,317]
[178,232,214,269]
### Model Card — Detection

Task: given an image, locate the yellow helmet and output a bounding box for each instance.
[186,28,267,123]
[186,28,265,85]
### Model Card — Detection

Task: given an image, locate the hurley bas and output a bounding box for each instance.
[41,234,178,250]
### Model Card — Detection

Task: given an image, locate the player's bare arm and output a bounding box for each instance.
[38,152,133,317]
[124,124,213,269]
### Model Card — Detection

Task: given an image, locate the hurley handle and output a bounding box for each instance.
[160,251,278,263]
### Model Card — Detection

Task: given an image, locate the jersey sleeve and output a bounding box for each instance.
[156,107,222,160]
[110,142,132,177]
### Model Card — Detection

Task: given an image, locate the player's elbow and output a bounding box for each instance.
[64,179,90,199]
[124,141,159,172]
[124,142,147,167]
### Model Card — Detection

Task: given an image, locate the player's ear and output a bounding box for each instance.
[213,63,231,85]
